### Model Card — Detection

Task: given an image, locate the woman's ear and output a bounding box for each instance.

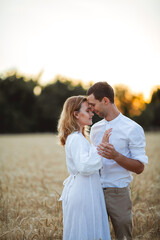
[74,111,79,119]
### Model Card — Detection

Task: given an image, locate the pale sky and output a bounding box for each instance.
[0,0,160,101]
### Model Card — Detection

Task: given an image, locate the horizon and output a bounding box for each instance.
[1,69,159,103]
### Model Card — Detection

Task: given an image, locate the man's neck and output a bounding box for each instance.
[104,105,120,121]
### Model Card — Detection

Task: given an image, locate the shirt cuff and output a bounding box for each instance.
[132,155,148,165]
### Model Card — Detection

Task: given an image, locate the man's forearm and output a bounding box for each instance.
[114,152,144,174]
[97,142,145,174]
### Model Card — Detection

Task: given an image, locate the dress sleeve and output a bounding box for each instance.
[68,134,102,175]
[128,125,148,165]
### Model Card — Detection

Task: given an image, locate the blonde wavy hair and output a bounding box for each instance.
[57,96,87,146]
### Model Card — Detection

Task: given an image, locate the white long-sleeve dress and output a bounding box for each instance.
[59,131,111,240]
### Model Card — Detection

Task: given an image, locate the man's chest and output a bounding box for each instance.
[93,126,128,154]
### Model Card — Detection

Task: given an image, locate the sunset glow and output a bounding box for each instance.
[0,0,160,101]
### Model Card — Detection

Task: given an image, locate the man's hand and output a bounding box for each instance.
[97,142,144,174]
[97,142,119,160]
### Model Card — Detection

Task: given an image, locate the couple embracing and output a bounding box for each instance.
[58,82,148,240]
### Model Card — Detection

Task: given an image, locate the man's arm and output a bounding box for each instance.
[97,143,144,174]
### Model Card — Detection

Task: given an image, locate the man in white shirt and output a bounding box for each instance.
[87,82,148,240]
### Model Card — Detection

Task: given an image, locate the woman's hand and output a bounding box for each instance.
[102,128,112,144]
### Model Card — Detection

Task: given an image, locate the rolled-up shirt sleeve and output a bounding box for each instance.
[128,125,148,164]
[69,134,102,175]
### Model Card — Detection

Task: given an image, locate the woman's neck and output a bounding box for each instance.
[79,127,83,133]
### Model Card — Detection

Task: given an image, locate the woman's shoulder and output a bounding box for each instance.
[67,131,82,141]
[66,131,86,146]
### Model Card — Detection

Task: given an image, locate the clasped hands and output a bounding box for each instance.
[97,128,118,160]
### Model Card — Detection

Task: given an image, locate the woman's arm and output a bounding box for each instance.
[68,130,112,175]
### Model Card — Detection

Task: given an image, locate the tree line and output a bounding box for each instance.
[0,72,160,133]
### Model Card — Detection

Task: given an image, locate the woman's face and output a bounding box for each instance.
[75,101,94,127]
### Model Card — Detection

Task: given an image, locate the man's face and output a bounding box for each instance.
[87,94,106,118]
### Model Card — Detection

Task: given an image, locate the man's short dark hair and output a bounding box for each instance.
[87,82,114,103]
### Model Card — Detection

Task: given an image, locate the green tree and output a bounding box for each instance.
[1,72,159,133]
[133,87,160,130]
[35,78,86,132]
[0,74,37,133]
[114,84,146,117]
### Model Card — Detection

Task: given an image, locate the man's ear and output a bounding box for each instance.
[102,97,110,104]
[74,111,79,119]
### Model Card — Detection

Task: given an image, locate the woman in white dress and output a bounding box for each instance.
[58,96,111,240]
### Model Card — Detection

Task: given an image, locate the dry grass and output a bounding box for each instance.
[0,132,160,240]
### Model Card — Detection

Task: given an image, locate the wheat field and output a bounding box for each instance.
[0,132,160,240]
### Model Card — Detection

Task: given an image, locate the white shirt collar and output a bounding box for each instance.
[104,112,122,124]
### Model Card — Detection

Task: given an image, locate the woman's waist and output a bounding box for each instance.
[68,169,100,177]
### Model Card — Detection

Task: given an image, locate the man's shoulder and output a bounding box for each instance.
[90,119,105,144]
[91,119,105,130]
[120,114,143,131]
